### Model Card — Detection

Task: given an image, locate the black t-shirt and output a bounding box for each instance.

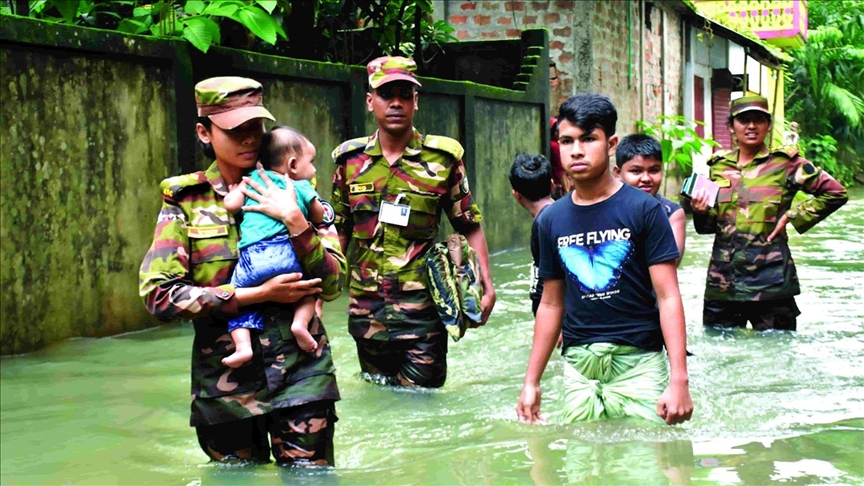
[655,194,682,217]
[536,184,679,351]
[529,205,550,315]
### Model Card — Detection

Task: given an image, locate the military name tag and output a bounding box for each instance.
[379,195,410,227]
[350,182,375,194]
[188,225,229,239]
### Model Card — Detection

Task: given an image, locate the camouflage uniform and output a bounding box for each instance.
[331,129,483,386]
[694,146,847,329]
[139,77,346,465]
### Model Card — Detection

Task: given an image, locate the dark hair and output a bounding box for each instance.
[509,153,552,201]
[260,126,309,171]
[556,93,617,138]
[615,133,662,168]
[196,116,216,159]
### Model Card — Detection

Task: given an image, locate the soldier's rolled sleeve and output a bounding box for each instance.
[445,157,483,233]
[785,159,849,234]
[139,204,240,322]
[290,221,346,301]
[330,164,353,235]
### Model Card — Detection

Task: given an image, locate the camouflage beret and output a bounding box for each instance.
[195,76,275,130]
[730,95,771,117]
[367,56,422,90]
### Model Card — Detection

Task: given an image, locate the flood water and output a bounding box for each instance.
[2,190,863,485]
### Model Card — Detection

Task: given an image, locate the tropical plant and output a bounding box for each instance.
[2,0,458,63]
[636,115,721,192]
[785,8,864,186]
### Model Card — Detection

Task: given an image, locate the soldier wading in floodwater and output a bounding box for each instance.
[330,56,496,388]
[690,95,848,331]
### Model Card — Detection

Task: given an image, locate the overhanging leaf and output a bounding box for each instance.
[233,6,277,44]
[51,0,79,23]
[185,0,205,15]
[182,16,215,52]
[255,0,277,14]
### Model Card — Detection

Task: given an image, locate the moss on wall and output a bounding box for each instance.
[0,44,173,355]
[473,99,542,252]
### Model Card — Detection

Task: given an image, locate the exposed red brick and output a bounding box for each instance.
[555,0,574,8]
[460,2,477,10]
[524,15,537,24]
[550,40,565,50]
[505,28,522,38]
[552,26,571,36]
[473,15,491,25]
[450,15,468,25]
[481,1,494,8]
[558,51,574,64]
[497,16,513,25]
[531,1,546,11]
[545,12,560,23]
[456,30,471,40]
[481,31,502,38]
[505,1,525,11]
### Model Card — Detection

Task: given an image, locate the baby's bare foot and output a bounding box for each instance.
[222,348,253,368]
[292,325,318,353]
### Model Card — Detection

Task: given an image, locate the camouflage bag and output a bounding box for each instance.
[426,234,484,342]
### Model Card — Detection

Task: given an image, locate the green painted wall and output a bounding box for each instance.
[473,99,543,251]
[0,16,548,354]
[0,44,174,354]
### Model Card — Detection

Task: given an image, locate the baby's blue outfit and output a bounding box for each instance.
[228,170,318,333]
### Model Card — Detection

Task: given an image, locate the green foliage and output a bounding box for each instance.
[636,116,721,183]
[801,134,856,185]
[10,0,458,62]
[786,4,864,185]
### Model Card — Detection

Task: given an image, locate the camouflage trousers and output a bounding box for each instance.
[703,298,800,331]
[353,333,448,388]
[195,400,337,466]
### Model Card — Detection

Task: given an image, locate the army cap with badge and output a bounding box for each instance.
[195,76,275,130]
[367,56,423,90]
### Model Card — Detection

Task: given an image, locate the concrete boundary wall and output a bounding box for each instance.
[0,16,549,354]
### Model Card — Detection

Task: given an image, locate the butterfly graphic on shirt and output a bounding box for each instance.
[558,240,633,293]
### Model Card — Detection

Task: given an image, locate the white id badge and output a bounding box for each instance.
[379,194,411,227]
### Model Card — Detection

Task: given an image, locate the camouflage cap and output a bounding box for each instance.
[195,76,275,130]
[730,95,771,117]
[367,56,423,90]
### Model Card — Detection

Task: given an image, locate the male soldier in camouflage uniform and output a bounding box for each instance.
[331,56,496,388]
[690,95,848,330]
[139,77,346,465]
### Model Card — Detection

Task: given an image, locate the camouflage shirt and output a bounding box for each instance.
[693,147,848,301]
[139,161,346,426]
[331,129,483,341]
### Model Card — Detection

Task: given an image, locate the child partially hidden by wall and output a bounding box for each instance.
[614,134,686,266]
[221,126,324,367]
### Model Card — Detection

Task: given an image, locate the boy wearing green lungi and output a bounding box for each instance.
[516,94,693,425]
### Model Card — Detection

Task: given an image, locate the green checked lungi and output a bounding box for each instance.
[562,343,668,424]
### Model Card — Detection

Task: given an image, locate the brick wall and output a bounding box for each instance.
[440,0,685,131]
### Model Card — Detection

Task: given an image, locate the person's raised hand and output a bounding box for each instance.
[516,384,546,425]
[689,188,711,215]
[767,213,790,243]
[259,273,322,304]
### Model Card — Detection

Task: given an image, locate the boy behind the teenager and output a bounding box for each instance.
[516,93,692,425]
[509,153,555,316]
[221,126,324,367]
[614,134,686,265]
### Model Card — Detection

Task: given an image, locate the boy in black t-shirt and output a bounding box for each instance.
[614,133,686,266]
[515,94,693,426]
[508,153,555,316]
